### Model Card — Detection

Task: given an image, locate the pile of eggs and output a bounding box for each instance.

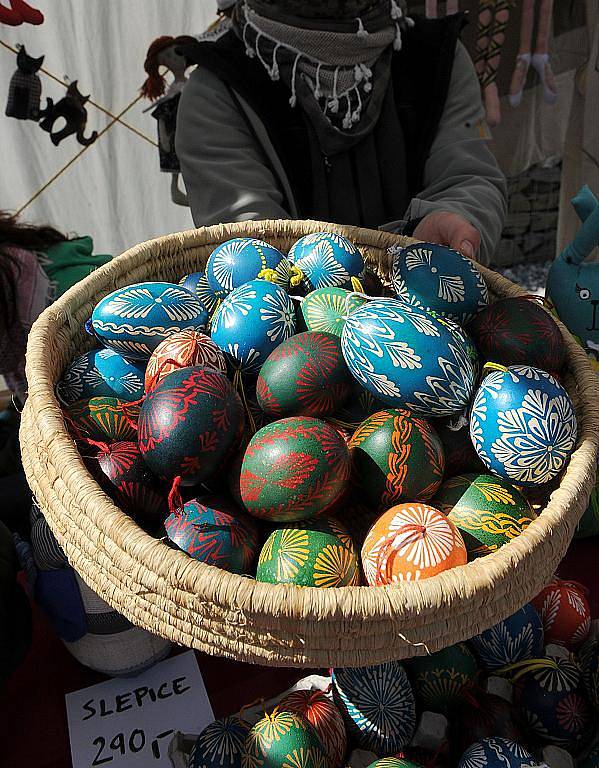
[57,232,579,589]
[185,579,597,768]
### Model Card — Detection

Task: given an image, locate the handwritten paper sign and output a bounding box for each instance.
[66,651,213,767]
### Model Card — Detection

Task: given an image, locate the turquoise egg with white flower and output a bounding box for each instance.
[179,271,220,318]
[341,298,478,418]
[289,232,365,291]
[211,279,296,374]
[458,738,539,768]
[206,238,292,299]
[56,348,146,404]
[390,242,489,324]
[469,365,577,487]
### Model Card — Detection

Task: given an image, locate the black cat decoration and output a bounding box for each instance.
[5,45,43,120]
[39,81,98,147]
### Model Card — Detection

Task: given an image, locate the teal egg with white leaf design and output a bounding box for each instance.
[56,348,146,404]
[179,271,220,318]
[341,298,478,418]
[390,242,489,324]
[206,238,291,299]
[289,232,365,291]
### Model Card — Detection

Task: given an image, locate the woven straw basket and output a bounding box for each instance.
[20,219,599,668]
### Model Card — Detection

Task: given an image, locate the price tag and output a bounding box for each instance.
[66,650,213,767]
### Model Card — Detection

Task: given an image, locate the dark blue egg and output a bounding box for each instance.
[469,604,544,672]
[179,272,220,317]
[56,349,146,404]
[206,238,291,299]
[289,232,365,291]
[458,738,537,768]
[189,716,252,768]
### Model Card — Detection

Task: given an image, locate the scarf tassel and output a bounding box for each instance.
[356,17,369,38]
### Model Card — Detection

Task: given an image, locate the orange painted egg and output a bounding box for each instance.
[279,689,347,768]
[361,503,467,585]
[145,329,226,393]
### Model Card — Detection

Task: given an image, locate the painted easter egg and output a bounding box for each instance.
[301,287,367,337]
[366,761,422,768]
[458,738,538,768]
[405,642,478,714]
[469,365,577,487]
[434,414,485,477]
[580,746,599,768]
[206,238,291,299]
[179,271,220,317]
[390,242,489,324]
[332,384,386,430]
[279,690,347,768]
[361,503,467,585]
[468,297,566,374]
[289,232,365,291]
[240,417,351,522]
[65,397,139,442]
[450,692,522,760]
[432,474,536,559]
[580,637,599,709]
[341,299,478,417]
[531,578,591,648]
[164,496,258,574]
[211,279,296,374]
[514,653,593,748]
[332,660,416,754]
[145,329,226,392]
[256,332,352,418]
[256,517,359,587]
[57,348,146,404]
[138,366,244,484]
[243,710,328,768]
[91,282,209,359]
[188,716,252,768]
[469,603,544,672]
[348,409,445,509]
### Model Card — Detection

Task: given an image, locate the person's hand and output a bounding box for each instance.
[412,211,481,260]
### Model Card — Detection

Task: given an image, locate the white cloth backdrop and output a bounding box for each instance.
[1,0,217,256]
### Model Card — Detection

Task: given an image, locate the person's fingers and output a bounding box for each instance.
[413,212,481,260]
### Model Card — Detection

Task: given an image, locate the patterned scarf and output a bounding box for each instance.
[232,0,413,154]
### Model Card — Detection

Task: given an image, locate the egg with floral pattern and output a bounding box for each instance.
[57,349,146,404]
[91,282,209,359]
[301,287,367,337]
[179,271,220,318]
[65,396,139,442]
[432,474,536,559]
[469,603,544,672]
[279,690,346,768]
[145,329,226,392]
[390,242,489,324]
[341,299,478,417]
[469,365,577,487]
[332,660,416,754]
[256,517,359,587]
[206,238,292,299]
[580,637,599,709]
[289,232,365,292]
[240,417,351,522]
[243,709,329,768]
[531,578,591,649]
[349,409,445,510]
[366,761,422,768]
[458,738,538,768]
[211,279,296,374]
[361,503,467,585]
[405,642,478,714]
[188,716,251,768]
[165,496,258,574]
[138,366,244,485]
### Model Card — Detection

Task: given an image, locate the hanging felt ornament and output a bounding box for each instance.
[5,45,43,120]
[38,81,98,146]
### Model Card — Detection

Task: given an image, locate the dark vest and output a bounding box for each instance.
[181,14,466,229]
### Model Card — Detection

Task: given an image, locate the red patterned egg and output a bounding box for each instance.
[256,332,352,418]
[348,409,445,509]
[145,329,226,393]
[279,690,347,768]
[65,397,139,442]
[138,366,244,485]
[532,578,591,649]
[240,417,351,521]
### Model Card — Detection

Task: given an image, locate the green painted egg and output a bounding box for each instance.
[301,288,367,337]
[405,642,478,714]
[433,473,536,559]
[256,332,352,418]
[367,760,423,768]
[240,417,351,522]
[348,409,445,509]
[65,396,139,442]
[243,709,330,768]
[256,517,359,587]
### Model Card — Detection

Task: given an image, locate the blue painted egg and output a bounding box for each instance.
[390,242,489,324]
[179,271,220,317]
[56,349,146,404]
[289,232,365,291]
[580,745,599,768]
[469,603,544,672]
[91,282,209,359]
[189,716,252,768]
[458,738,537,768]
[332,660,416,755]
[341,299,478,417]
[206,238,291,299]
[470,365,578,487]
[211,279,296,374]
